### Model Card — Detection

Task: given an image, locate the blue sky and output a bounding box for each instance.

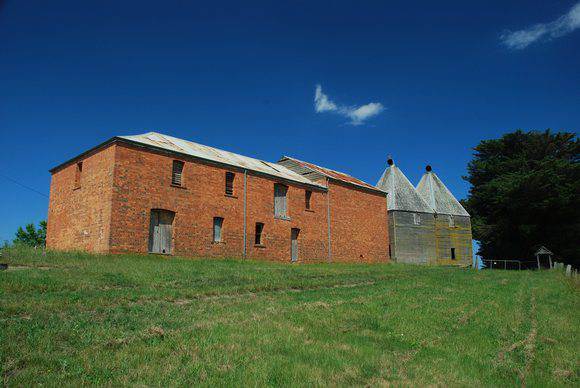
[0,0,579,243]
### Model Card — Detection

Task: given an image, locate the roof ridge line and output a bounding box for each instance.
[427,172,437,211]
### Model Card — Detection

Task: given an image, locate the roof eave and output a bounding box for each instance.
[50,137,327,191]
[49,136,121,173]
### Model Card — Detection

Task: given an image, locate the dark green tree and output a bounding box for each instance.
[14,220,47,247]
[463,130,579,266]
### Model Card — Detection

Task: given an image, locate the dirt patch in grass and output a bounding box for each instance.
[457,303,484,326]
[522,292,538,385]
[168,281,378,306]
[496,289,539,386]
[553,368,573,379]
[5,265,54,271]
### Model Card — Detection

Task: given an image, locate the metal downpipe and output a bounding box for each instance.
[326,178,332,262]
[243,169,247,259]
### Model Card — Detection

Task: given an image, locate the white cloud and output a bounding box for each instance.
[501,2,580,49]
[314,85,338,113]
[347,102,384,126]
[314,84,384,126]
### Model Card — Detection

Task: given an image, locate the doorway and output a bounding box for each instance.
[291,228,300,262]
[149,209,175,254]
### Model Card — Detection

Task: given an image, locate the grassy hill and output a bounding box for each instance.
[1,247,578,386]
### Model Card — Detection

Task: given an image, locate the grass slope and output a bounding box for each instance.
[1,247,578,386]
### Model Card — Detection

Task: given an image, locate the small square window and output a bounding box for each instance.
[172,160,184,186]
[448,215,455,227]
[74,162,83,189]
[305,190,312,210]
[225,172,235,195]
[213,217,223,242]
[255,222,264,245]
[413,213,421,225]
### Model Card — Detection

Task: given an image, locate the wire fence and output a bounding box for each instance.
[480,259,543,270]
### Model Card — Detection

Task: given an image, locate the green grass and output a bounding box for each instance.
[1,247,578,386]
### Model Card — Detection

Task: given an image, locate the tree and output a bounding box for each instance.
[14,220,47,247]
[463,130,579,267]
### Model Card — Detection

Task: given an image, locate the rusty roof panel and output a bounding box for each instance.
[279,156,384,193]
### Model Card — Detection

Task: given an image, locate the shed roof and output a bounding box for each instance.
[535,246,554,256]
[278,156,384,193]
[116,132,326,188]
[416,168,470,217]
[376,162,434,213]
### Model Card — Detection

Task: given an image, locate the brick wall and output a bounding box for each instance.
[46,144,116,252]
[109,144,330,262]
[328,181,389,263]
[243,173,329,263]
[47,141,390,264]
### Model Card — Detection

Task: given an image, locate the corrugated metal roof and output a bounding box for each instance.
[416,170,470,217]
[376,162,434,213]
[277,158,327,183]
[279,156,384,193]
[119,132,326,188]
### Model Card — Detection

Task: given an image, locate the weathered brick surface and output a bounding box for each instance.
[46,144,116,252]
[243,173,329,263]
[328,181,389,263]
[47,142,390,264]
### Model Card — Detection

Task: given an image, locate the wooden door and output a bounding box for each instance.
[291,228,300,262]
[149,210,175,254]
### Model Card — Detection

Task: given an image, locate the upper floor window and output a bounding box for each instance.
[172,160,184,186]
[225,172,235,196]
[74,162,83,189]
[413,213,421,225]
[274,183,288,218]
[305,190,312,210]
[448,215,455,227]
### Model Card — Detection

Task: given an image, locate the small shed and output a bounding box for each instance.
[535,246,554,269]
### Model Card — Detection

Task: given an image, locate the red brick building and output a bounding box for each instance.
[47,132,389,263]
